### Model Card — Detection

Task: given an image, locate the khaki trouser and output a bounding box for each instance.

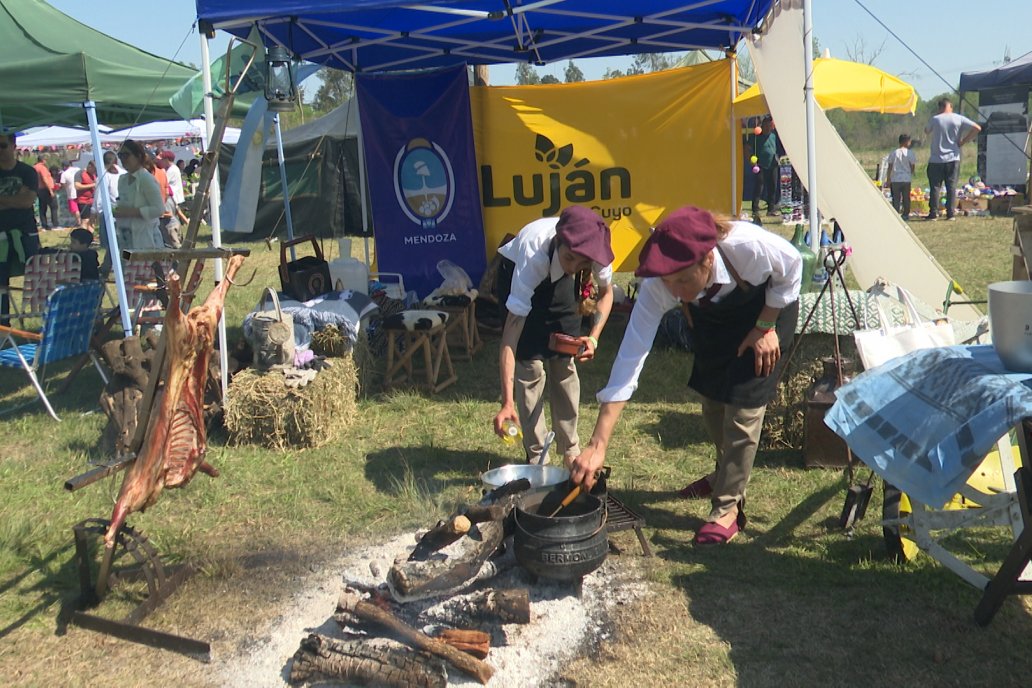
[700,397,767,522]
[515,356,580,464]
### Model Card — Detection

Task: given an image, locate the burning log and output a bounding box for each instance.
[410,515,472,561]
[336,591,495,685]
[102,255,246,554]
[389,520,506,602]
[434,628,491,659]
[437,588,531,625]
[289,633,447,688]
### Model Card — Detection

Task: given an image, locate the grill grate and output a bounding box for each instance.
[605,492,652,556]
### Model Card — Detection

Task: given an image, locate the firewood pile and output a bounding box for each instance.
[288,487,536,686]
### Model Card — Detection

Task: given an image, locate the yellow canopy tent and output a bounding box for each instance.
[734,57,918,117]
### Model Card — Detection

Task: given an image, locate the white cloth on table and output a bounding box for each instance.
[825,345,1032,508]
[243,289,378,351]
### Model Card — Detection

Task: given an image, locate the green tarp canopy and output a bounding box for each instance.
[0,0,199,130]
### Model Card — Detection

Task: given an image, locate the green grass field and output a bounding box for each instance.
[0,206,1029,686]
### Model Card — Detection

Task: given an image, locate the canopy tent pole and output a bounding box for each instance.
[85,101,132,337]
[728,51,739,215]
[200,31,230,401]
[803,0,820,252]
[272,113,297,261]
[354,98,371,266]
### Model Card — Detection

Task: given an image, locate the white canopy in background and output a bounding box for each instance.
[105,118,240,144]
[17,120,240,148]
[17,125,111,148]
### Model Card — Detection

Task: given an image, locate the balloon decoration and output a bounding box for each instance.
[753,126,763,135]
[750,155,758,164]
[752,165,761,174]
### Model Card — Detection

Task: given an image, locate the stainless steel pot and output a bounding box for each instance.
[480,464,570,491]
[989,281,1032,372]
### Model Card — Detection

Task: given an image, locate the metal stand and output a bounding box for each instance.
[69,518,210,661]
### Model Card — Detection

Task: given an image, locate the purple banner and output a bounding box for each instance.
[357,66,486,299]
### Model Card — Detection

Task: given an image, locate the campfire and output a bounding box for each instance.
[284,477,650,687]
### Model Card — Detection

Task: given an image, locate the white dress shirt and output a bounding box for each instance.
[497,216,613,318]
[165,163,185,204]
[598,221,801,403]
[94,165,124,214]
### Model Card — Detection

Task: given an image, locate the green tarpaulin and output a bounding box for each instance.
[0,0,199,129]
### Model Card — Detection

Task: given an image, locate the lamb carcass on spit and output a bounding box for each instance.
[104,255,246,549]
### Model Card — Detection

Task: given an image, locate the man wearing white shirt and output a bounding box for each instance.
[568,206,801,546]
[58,161,81,227]
[493,207,615,465]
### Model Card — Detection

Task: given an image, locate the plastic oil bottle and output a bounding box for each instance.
[501,420,523,446]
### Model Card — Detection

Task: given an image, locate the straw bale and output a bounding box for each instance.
[762,334,858,451]
[225,353,359,450]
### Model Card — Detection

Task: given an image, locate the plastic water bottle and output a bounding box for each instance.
[501,420,522,446]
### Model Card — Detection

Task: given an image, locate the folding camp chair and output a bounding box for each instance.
[0,281,107,421]
[0,251,82,327]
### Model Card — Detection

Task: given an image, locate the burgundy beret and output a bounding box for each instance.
[555,206,615,266]
[635,206,719,278]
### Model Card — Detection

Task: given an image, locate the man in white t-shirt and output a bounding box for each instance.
[886,134,917,220]
[58,161,81,227]
[158,150,185,205]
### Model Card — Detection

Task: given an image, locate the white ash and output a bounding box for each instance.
[214,531,648,687]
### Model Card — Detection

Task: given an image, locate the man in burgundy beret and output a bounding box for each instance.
[493,207,615,465]
[568,205,802,546]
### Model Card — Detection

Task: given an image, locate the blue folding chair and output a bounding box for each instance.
[0,281,107,421]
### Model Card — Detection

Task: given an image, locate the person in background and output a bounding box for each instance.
[568,206,801,546]
[754,115,780,217]
[112,140,164,249]
[59,160,81,228]
[76,161,97,234]
[886,134,917,221]
[96,150,125,276]
[494,206,615,465]
[68,227,100,281]
[33,156,58,230]
[0,129,41,324]
[924,98,981,221]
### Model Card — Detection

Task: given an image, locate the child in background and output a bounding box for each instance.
[69,227,100,281]
[886,134,917,221]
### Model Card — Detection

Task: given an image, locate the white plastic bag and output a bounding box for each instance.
[436,259,473,295]
[853,284,955,371]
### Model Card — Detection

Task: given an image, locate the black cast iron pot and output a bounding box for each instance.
[513,485,608,581]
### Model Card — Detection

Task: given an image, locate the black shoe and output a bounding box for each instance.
[924,214,938,221]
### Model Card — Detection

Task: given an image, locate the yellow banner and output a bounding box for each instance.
[471,61,735,272]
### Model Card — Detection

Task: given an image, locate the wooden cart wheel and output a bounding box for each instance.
[882,482,919,564]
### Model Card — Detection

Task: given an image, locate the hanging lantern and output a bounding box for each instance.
[264,45,298,113]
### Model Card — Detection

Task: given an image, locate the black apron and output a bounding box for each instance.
[497,238,581,361]
[686,248,799,407]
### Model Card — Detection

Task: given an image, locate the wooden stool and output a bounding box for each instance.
[383,311,457,393]
[437,300,483,361]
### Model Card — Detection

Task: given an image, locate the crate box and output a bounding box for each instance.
[989,195,1024,217]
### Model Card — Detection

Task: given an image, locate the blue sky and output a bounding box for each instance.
[49,0,1029,99]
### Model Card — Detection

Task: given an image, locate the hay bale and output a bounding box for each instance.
[311,325,377,395]
[763,334,858,452]
[225,354,359,449]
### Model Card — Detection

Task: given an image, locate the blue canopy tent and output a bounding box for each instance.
[195,1,777,71]
[193,1,801,250]
[959,50,1032,93]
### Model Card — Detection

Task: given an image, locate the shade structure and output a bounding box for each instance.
[0,0,203,130]
[733,57,918,118]
[959,50,1032,92]
[195,1,776,71]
